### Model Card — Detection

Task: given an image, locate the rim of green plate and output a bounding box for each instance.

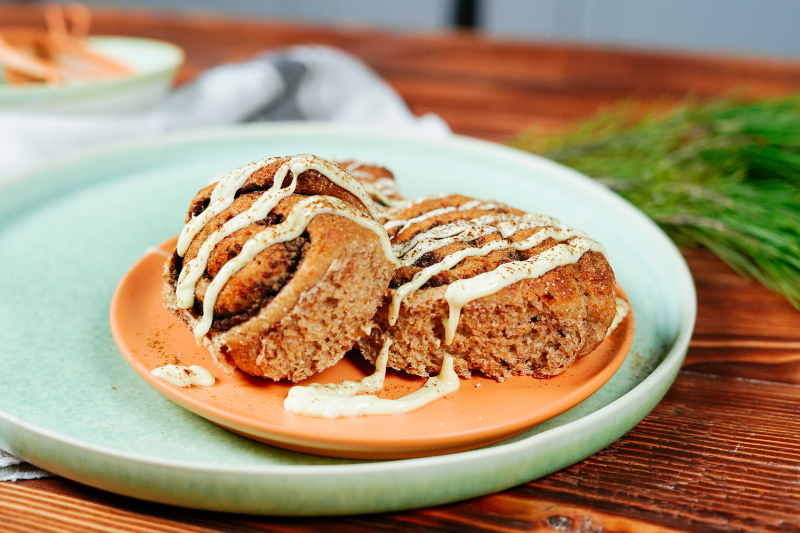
[0,123,697,477]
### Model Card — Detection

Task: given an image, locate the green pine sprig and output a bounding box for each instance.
[509,97,800,310]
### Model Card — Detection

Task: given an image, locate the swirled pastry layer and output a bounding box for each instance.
[358,194,617,381]
[163,155,396,382]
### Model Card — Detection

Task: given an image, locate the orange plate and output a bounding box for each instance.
[111,238,634,459]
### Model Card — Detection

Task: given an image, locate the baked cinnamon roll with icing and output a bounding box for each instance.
[358,194,617,381]
[335,160,409,222]
[163,155,397,382]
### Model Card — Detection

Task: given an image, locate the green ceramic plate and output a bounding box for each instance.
[0,124,695,515]
[0,36,184,113]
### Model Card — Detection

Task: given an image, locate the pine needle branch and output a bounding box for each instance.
[509,97,800,311]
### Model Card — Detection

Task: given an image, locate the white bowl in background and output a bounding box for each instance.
[0,36,184,114]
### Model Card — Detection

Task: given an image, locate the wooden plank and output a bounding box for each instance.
[686,248,800,340]
[525,371,800,533]
[682,248,800,383]
[0,483,217,533]
[3,4,800,532]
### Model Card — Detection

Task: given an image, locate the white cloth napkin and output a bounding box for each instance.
[0,44,450,181]
[0,44,450,480]
[0,449,49,481]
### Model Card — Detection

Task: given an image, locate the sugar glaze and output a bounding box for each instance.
[386,199,606,345]
[151,364,215,387]
[284,340,460,418]
[173,155,398,343]
[607,297,630,336]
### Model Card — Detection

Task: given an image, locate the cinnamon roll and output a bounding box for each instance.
[335,160,409,222]
[163,155,397,382]
[358,194,617,381]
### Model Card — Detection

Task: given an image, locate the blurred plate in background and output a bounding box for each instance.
[0,36,184,113]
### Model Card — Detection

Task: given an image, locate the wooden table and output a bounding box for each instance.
[3,6,800,532]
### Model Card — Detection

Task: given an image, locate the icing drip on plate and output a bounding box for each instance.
[386,198,606,345]
[607,297,630,336]
[284,340,460,419]
[151,365,215,387]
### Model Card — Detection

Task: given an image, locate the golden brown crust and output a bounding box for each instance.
[163,157,394,382]
[336,160,395,181]
[335,160,406,209]
[187,157,368,221]
[358,194,617,381]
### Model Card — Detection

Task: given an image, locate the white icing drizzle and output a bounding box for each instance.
[377,202,410,223]
[332,159,406,208]
[442,237,606,344]
[394,223,500,266]
[177,158,275,258]
[151,364,215,387]
[176,184,294,309]
[192,196,397,342]
[384,200,503,232]
[471,213,571,237]
[340,159,367,174]
[173,154,398,344]
[206,171,227,186]
[384,206,455,231]
[385,199,606,345]
[283,340,460,419]
[176,154,380,259]
[359,178,407,207]
[379,192,452,223]
[389,227,598,329]
[607,297,630,336]
[391,213,582,268]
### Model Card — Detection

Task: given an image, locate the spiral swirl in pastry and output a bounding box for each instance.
[163,155,396,382]
[358,194,617,381]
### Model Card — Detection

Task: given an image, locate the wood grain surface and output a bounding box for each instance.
[2,5,800,532]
